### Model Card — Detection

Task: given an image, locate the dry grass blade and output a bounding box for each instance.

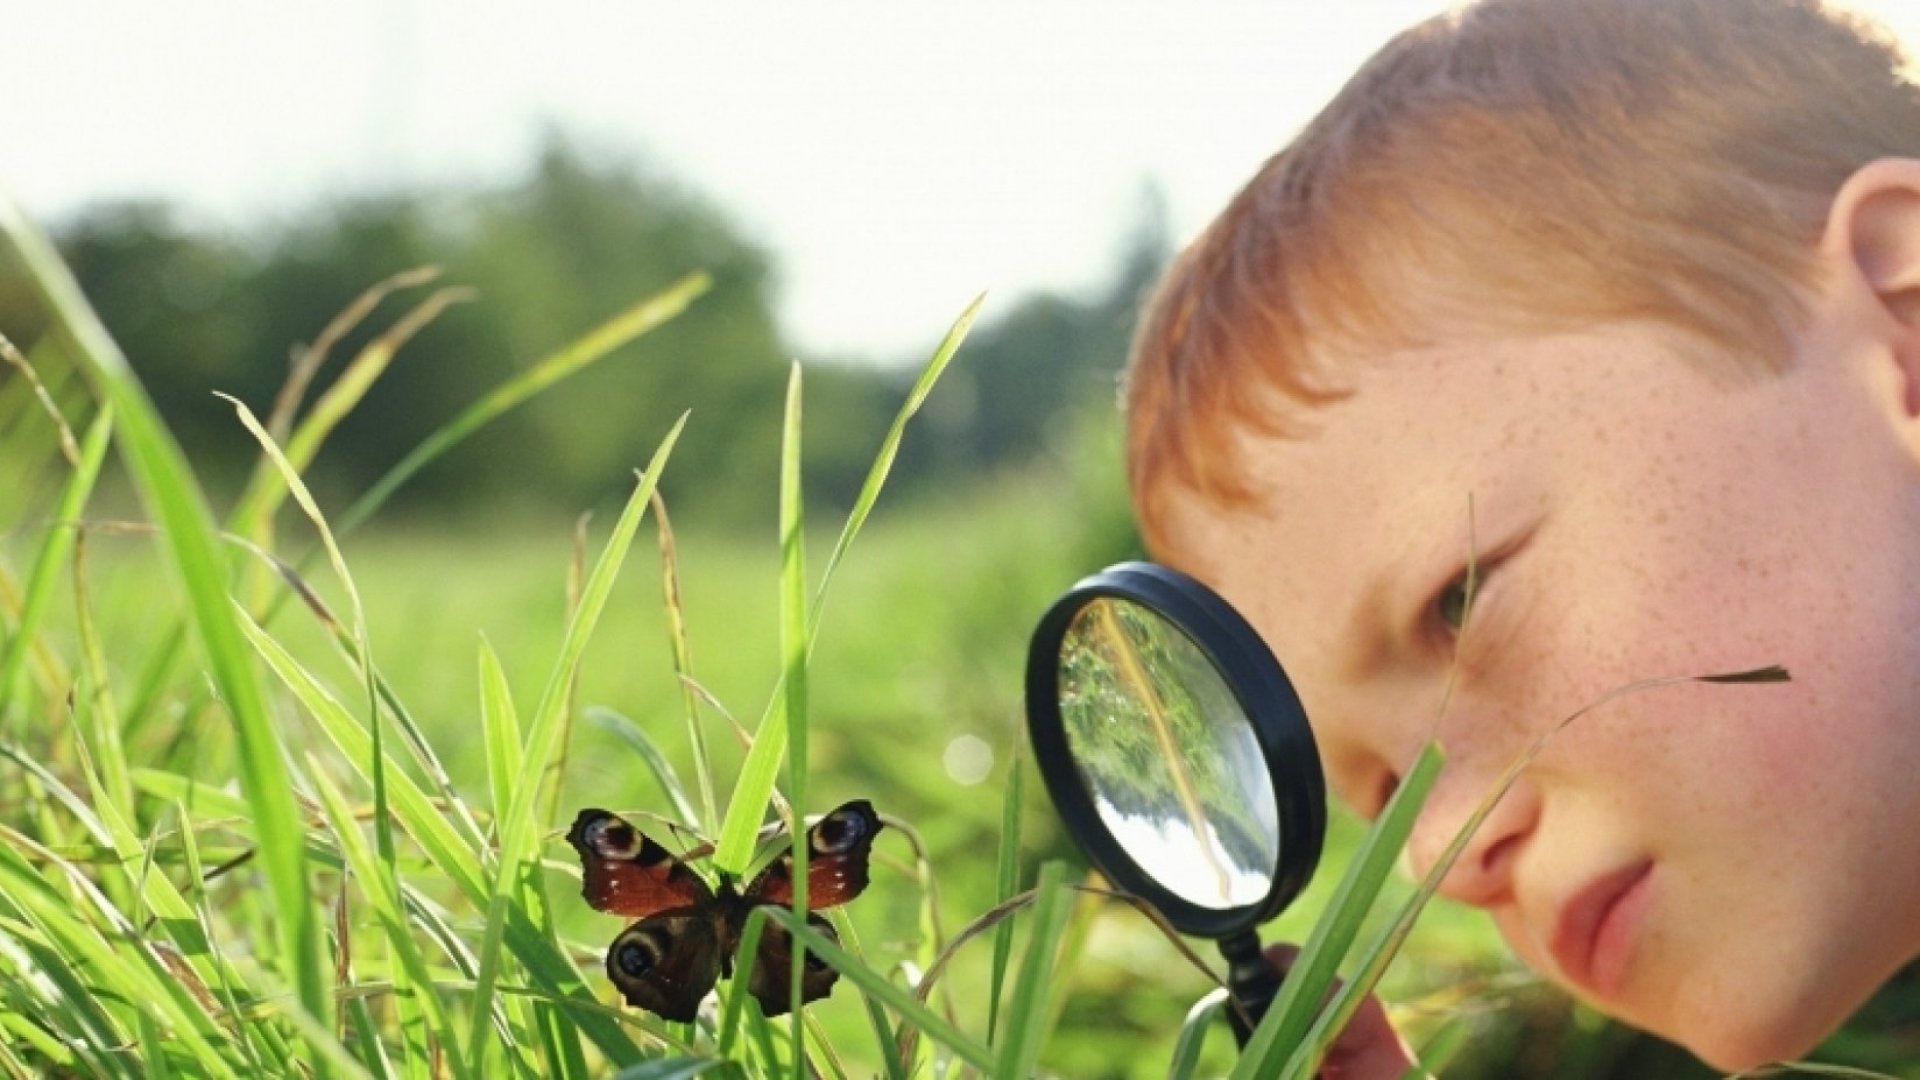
[266,265,443,441]
[233,283,475,540]
[652,489,718,833]
[0,331,79,467]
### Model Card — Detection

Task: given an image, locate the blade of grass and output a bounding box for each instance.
[0,197,336,1053]
[345,998,399,1080]
[718,909,770,1060]
[585,706,699,827]
[221,393,395,868]
[993,860,1075,1079]
[236,606,647,1065]
[650,490,717,833]
[895,890,1036,1067]
[478,638,522,824]
[714,366,809,879]
[775,363,810,1078]
[0,561,72,715]
[1168,987,1231,1080]
[609,1060,734,1080]
[875,813,952,1024]
[0,837,241,1076]
[235,609,486,898]
[471,420,686,1071]
[265,265,443,441]
[1231,742,1446,1080]
[716,299,977,874]
[0,882,123,1075]
[0,404,111,721]
[306,759,473,1080]
[254,547,487,852]
[755,906,995,1074]
[1283,666,1790,1078]
[221,394,426,1072]
[1035,873,1105,1046]
[335,274,708,538]
[0,331,80,466]
[490,418,686,879]
[71,527,134,814]
[988,745,1023,1044]
[0,744,248,1024]
[803,1012,850,1080]
[745,1005,783,1077]
[826,910,907,1080]
[174,797,288,1075]
[0,924,122,1078]
[1403,1016,1469,1079]
[0,1009,78,1075]
[811,293,981,622]
[395,887,538,1079]
[232,285,471,540]
[540,512,594,834]
[232,598,646,1067]
[241,969,379,1080]
[0,191,333,1047]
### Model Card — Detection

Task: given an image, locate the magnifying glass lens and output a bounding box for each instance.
[1029,562,1326,1043]
[1057,597,1282,910]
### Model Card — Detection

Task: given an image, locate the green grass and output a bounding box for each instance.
[9,194,1874,1079]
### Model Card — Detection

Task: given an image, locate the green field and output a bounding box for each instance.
[10,214,1892,1078]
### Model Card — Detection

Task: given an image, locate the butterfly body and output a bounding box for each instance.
[567,800,881,1022]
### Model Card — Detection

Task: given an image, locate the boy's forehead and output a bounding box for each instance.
[1159,394,1457,617]
[1159,324,1663,600]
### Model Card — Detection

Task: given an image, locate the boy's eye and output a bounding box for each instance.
[1435,568,1478,633]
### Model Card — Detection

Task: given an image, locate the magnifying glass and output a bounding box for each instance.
[1024,561,1326,1043]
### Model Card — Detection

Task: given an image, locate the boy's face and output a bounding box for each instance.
[1156,308,1920,1068]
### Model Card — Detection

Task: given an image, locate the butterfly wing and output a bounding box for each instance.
[744,910,841,1018]
[567,809,712,917]
[605,911,725,1022]
[745,799,882,909]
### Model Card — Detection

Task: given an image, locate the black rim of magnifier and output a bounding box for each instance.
[1025,561,1326,940]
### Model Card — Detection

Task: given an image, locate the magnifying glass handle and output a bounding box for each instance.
[1218,932,1282,1046]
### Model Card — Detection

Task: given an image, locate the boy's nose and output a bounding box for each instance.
[1403,768,1542,909]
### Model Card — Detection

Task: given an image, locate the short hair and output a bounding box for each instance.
[1125,0,1920,553]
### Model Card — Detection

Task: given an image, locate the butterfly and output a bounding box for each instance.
[566,800,883,1022]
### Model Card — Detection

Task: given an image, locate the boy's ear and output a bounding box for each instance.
[1824,159,1920,417]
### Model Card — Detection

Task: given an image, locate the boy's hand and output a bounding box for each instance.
[1262,945,1418,1080]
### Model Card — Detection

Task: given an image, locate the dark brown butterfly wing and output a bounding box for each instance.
[744,910,841,1018]
[567,809,712,917]
[744,799,882,908]
[605,911,725,1023]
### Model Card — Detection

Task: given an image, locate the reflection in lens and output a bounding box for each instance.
[1057,598,1280,909]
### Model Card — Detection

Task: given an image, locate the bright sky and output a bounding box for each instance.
[7,2,1920,362]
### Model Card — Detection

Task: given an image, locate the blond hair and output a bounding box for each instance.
[1126,0,1920,553]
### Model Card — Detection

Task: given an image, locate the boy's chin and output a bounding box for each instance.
[1653,977,1870,1073]
[1683,1026,1822,1075]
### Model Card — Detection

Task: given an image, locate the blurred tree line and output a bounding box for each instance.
[0,137,1166,532]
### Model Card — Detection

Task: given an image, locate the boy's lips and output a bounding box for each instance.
[1548,860,1654,996]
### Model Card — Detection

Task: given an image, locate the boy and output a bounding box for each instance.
[1123,0,1920,1071]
